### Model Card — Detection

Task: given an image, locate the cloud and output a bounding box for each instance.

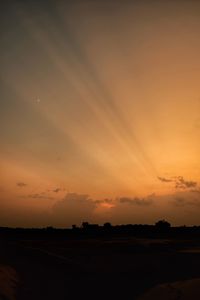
[173,197,186,207]
[52,193,96,226]
[157,177,173,183]
[172,195,200,207]
[158,176,197,190]
[2,188,200,227]
[119,197,153,206]
[53,188,61,193]
[50,193,155,226]
[174,176,197,189]
[26,193,54,200]
[51,188,67,193]
[94,198,113,204]
[190,189,200,194]
[17,182,27,187]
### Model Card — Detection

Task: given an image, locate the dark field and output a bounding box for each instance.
[1,231,200,299]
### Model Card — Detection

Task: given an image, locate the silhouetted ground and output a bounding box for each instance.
[1,228,200,299]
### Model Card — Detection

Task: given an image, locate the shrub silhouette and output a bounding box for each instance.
[103,222,112,229]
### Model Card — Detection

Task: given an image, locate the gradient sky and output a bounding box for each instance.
[1,0,200,227]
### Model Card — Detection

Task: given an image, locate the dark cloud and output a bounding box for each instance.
[173,197,186,207]
[52,193,96,226]
[51,188,66,193]
[53,188,61,193]
[158,176,197,190]
[94,198,113,204]
[157,177,173,183]
[90,196,153,207]
[190,189,200,194]
[119,197,153,206]
[174,176,197,189]
[1,189,200,227]
[50,193,155,227]
[17,182,27,187]
[172,194,200,207]
[27,193,54,200]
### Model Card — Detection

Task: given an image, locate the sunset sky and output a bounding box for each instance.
[1,0,200,227]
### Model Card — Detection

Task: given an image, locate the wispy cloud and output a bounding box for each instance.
[174,176,197,189]
[173,196,200,207]
[17,182,27,187]
[190,188,200,194]
[158,176,197,190]
[94,198,113,204]
[119,197,153,206]
[157,176,173,183]
[51,188,66,193]
[53,188,61,193]
[27,193,54,200]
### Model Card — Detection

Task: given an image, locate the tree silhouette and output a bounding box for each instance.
[82,222,89,229]
[103,222,112,229]
[155,219,171,229]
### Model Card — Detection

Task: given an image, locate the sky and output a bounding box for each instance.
[1,0,200,227]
